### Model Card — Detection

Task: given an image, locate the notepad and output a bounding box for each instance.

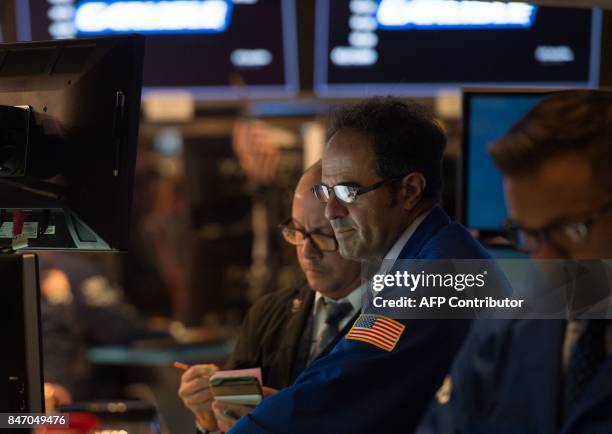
[210,368,263,406]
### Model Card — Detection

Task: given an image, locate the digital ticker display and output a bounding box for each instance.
[16,0,299,99]
[315,0,601,96]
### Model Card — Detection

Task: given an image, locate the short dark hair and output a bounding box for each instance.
[328,96,447,203]
[490,90,612,193]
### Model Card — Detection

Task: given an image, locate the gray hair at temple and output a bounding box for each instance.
[489,89,612,193]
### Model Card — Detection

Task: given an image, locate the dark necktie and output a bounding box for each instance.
[314,300,353,357]
[565,319,609,414]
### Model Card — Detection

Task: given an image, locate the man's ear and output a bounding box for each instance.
[399,172,426,210]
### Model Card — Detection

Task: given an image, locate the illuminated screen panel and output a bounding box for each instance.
[315,0,601,97]
[462,90,549,232]
[17,0,299,99]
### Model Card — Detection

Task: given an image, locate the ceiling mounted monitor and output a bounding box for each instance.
[314,0,601,97]
[16,0,299,100]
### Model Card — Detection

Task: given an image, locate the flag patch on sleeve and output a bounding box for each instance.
[346,314,405,352]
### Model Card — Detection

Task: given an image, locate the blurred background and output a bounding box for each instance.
[1,0,611,432]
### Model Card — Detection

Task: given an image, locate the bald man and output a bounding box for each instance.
[179,162,364,433]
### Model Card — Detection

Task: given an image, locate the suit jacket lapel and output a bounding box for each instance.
[397,206,450,260]
[275,287,314,386]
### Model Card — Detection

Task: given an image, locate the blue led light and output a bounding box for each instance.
[74,0,234,36]
[376,0,538,31]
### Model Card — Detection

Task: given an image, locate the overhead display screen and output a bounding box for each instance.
[16,0,299,99]
[315,0,601,96]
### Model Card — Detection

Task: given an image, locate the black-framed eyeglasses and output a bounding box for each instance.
[278,219,338,252]
[503,200,612,253]
[312,177,401,204]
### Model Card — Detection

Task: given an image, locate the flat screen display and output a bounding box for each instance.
[16,0,299,99]
[462,90,550,231]
[0,254,43,414]
[0,35,144,251]
[315,0,601,96]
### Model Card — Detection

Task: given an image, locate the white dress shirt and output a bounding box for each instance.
[377,209,431,276]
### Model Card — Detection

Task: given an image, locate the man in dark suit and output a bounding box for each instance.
[417,90,612,434]
[229,97,492,434]
[179,162,363,433]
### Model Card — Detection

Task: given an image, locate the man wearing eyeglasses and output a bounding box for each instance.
[230,97,494,434]
[179,162,364,433]
[417,90,612,434]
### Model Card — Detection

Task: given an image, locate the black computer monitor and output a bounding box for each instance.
[0,35,144,251]
[16,0,299,99]
[0,253,43,414]
[461,89,552,232]
[315,0,601,97]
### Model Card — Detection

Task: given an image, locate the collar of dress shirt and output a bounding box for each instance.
[313,281,367,315]
[377,209,431,275]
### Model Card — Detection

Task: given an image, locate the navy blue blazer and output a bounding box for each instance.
[229,207,492,434]
[417,319,612,434]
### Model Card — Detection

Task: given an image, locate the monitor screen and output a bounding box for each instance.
[0,35,144,251]
[315,0,601,97]
[0,254,43,414]
[462,90,550,231]
[16,0,299,99]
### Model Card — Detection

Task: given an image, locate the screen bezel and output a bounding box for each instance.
[22,253,44,413]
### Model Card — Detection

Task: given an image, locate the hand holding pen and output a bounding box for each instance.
[176,361,221,432]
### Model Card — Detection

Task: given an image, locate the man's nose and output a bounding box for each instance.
[325,195,348,221]
[301,237,322,260]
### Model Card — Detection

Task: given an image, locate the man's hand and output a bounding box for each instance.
[211,386,279,432]
[178,364,220,431]
[44,383,72,413]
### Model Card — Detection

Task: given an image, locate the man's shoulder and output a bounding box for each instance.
[418,221,490,260]
[397,207,490,260]
[248,285,313,319]
[457,318,565,363]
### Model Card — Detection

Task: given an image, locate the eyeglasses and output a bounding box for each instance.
[312,178,400,204]
[503,200,612,253]
[279,219,338,252]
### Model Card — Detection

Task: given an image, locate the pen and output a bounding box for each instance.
[174,361,189,371]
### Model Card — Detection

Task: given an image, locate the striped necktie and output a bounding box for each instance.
[315,300,353,357]
[564,319,609,415]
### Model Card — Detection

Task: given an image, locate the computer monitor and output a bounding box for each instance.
[0,253,43,414]
[315,0,601,97]
[461,89,552,232]
[0,35,144,251]
[16,0,299,99]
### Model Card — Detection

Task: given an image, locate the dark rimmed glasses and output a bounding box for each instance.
[279,219,338,252]
[503,200,612,253]
[312,178,401,204]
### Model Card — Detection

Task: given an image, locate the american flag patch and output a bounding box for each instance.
[346,314,405,352]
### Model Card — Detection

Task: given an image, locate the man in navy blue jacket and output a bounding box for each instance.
[228,97,491,434]
[417,90,612,434]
